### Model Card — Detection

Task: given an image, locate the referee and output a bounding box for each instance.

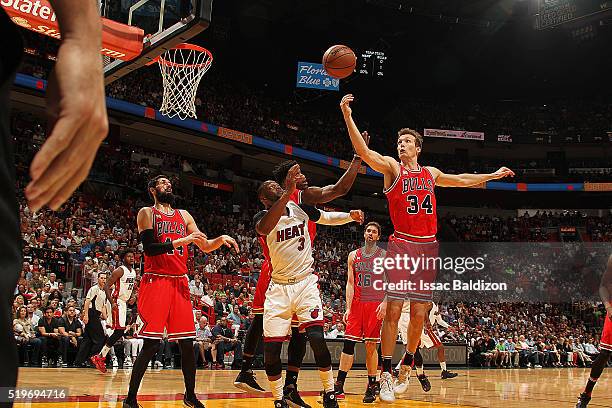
[74,272,108,366]
[1,0,107,403]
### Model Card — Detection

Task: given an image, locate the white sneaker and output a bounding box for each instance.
[112,357,118,368]
[124,359,132,368]
[379,372,396,402]
[154,360,163,369]
[394,365,411,395]
[534,365,542,368]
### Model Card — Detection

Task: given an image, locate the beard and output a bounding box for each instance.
[156,191,176,205]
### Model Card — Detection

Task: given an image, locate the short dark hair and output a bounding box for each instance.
[272,160,297,186]
[44,306,54,313]
[365,221,382,235]
[97,271,107,278]
[397,128,423,149]
[257,180,276,200]
[147,175,169,199]
[119,249,134,259]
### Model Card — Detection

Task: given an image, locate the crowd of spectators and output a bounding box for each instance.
[10,97,611,370]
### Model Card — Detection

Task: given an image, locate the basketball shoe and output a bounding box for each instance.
[576,393,591,407]
[379,372,396,402]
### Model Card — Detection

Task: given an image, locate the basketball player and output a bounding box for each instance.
[1,1,106,397]
[91,250,137,373]
[394,302,458,395]
[334,222,386,403]
[122,175,238,408]
[576,255,612,408]
[235,152,367,406]
[340,94,514,402]
[256,173,364,408]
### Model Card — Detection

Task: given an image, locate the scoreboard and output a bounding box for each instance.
[534,0,611,30]
[357,50,387,78]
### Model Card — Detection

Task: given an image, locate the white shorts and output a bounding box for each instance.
[397,305,439,349]
[263,274,323,341]
[106,300,128,330]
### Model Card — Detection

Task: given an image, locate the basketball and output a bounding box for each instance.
[323,45,356,79]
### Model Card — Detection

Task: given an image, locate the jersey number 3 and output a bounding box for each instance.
[406,194,433,214]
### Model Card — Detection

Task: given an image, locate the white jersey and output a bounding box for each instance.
[111,265,136,303]
[255,201,318,284]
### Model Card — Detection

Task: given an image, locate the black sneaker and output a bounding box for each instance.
[183,393,206,408]
[362,384,377,403]
[333,381,345,400]
[417,374,432,392]
[373,381,380,395]
[274,400,289,408]
[441,370,458,379]
[121,398,141,408]
[322,391,338,408]
[576,393,591,408]
[284,384,311,408]
[234,370,266,393]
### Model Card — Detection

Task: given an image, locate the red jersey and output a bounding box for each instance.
[351,246,384,303]
[384,164,437,242]
[144,207,189,276]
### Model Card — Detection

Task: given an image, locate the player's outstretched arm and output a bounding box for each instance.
[340,94,396,177]
[303,207,364,226]
[301,132,370,205]
[180,210,238,253]
[26,0,108,212]
[426,166,515,188]
[137,208,206,256]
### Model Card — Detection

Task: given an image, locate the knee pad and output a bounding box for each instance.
[306,326,331,368]
[342,340,356,356]
[264,342,283,377]
[287,330,307,367]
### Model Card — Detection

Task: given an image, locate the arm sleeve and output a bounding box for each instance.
[299,204,353,225]
[139,229,174,256]
[436,314,450,328]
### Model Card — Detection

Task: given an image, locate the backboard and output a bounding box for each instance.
[100,0,212,85]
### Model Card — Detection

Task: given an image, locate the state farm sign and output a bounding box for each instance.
[2,0,144,61]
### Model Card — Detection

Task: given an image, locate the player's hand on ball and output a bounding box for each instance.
[491,166,515,180]
[220,235,239,252]
[340,94,354,117]
[350,210,364,224]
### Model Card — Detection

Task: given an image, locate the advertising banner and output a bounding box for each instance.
[296,62,339,91]
[423,128,485,141]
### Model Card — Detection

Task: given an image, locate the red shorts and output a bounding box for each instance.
[385,236,438,302]
[345,301,383,343]
[600,313,612,351]
[253,261,272,314]
[136,273,195,340]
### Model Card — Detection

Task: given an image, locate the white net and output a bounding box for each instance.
[157,44,213,120]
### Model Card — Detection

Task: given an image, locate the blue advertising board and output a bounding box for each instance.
[296,62,339,91]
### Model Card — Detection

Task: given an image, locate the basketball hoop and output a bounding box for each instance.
[154,43,213,120]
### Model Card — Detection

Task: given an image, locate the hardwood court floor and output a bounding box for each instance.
[13,367,612,407]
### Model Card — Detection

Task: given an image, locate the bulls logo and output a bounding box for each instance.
[310,306,320,319]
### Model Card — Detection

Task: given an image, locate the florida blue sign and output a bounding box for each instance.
[296,62,340,91]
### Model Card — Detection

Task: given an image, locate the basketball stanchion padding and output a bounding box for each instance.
[153,43,213,120]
